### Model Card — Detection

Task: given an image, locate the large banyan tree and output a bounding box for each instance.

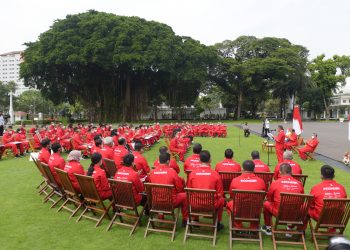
[20,10,217,122]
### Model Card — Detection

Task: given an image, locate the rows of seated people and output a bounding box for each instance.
[162,123,227,138]
[36,137,347,240]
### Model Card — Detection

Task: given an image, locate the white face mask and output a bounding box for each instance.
[311,136,315,139]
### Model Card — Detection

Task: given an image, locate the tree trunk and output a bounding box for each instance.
[236,89,243,119]
[323,95,329,120]
[123,74,131,122]
[154,105,158,122]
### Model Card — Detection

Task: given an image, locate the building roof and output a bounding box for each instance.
[14,111,27,116]
[0,51,23,56]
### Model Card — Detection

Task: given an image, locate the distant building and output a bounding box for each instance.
[329,78,350,119]
[0,51,30,95]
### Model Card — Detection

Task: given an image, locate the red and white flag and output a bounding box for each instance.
[293,105,303,135]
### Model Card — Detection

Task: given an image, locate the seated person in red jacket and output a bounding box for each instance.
[72,127,89,158]
[149,153,188,226]
[86,152,112,200]
[298,133,319,160]
[184,143,202,172]
[14,128,29,152]
[284,128,298,150]
[114,154,147,209]
[215,148,241,173]
[113,137,129,169]
[273,150,302,180]
[3,126,24,158]
[251,151,270,172]
[169,131,186,161]
[309,165,347,221]
[38,138,51,164]
[90,137,103,155]
[64,150,85,193]
[48,142,65,186]
[153,146,180,173]
[187,150,225,230]
[226,160,266,228]
[133,141,150,182]
[261,163,304,236]
[100,137,114,160]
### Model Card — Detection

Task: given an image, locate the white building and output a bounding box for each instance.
[0,51,29,95]
[329,78,350,119]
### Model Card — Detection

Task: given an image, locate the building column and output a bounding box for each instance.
[337,108,339,119]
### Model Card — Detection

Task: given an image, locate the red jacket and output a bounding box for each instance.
[64,161,85,192]
[304,138,319,152]
[133,151,150,181]
[100,145,114,160]
[72,133,84,148]
[149,165,184,200]
[48,152,65,184]
[252,159,270,172]
[215,158,241,173]
[114,166,144,204]
[90,165,111,198]
[286,132,297,145]
[267,175,304,212]
[187,165,224,200]
[274,160,302,180]
[229,172,266,198]
[38,147,51,164]
[184,154,201,171]
[154,159,180,174]
[113,145,129,168]
[274,130,285,150]
[309,180,347,218]
[3,131,15,144]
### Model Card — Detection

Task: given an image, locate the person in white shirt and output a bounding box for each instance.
[0,112,5,136]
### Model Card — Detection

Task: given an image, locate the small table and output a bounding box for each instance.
[262,141,275,153]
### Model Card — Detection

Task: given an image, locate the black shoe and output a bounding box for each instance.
[15,154,20,158]
[261,225,272,236]
[217,223,224,231]
[182,220,187,227]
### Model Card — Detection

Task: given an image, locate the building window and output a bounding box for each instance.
[343,100,347,103]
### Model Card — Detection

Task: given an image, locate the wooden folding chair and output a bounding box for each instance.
[26,135,38,152]
[291,136,305,154]
[75,174,112,227]
[107,179,146,235]
[292,174,308,187]
[219,171,242,196]
[255,172,274,190]
[32,156,50,195]
[40,162,65,208]
[104,158,117,178]
[309,198,350,250]
[272,192,313,250]
[229,190,266,249]
[184,188,218,246]
[185,170,192,185]
[144,183,179,241]
[164,138,179,160]
[55,168,84,219]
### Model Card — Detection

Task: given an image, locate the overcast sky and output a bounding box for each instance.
[2,0,350,59]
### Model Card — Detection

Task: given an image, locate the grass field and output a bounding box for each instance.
[0,126,349,249]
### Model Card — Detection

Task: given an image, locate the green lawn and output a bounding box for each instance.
[0,127,349,249]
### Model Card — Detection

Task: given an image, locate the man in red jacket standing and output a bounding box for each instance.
[226,160,266,229]
[272,125,285,163]
[273,150,302,180]
[298,133,319,160]
[261,163,304,235]
[251,151,270,172]
[215,148,241,173]
[187,150,225,230]
[309,165,347,221]
[149,153,188,226]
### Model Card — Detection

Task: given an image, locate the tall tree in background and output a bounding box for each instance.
[308,54,350,119]
[20,10,214,122]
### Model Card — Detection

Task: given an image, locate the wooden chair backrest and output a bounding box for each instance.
[26,133,34,139]
[104,158,117,177]
[145,183,175,213]
[275,192,313,227]
[0,136,4,145]
[255,172,274,189]
[164,138,171,148]
[74,174,101,204]
[32,156,46,177]
[315,198,350,234]
[55,168,78,197]
[297,135,304,146]
[40,162,59,188]
[291,174,308,187]
[219,172,242,193]
[109,179,136,210]
[231,189,266,222]
[185,170,192,182]
[185,188,216,216]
